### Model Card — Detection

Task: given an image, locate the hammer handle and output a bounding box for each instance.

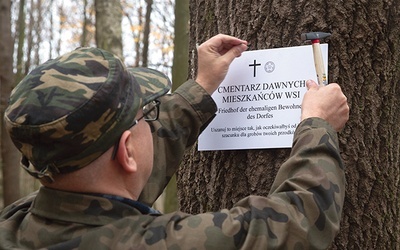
[312,41,327,86]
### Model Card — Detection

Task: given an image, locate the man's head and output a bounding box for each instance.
[4,47,171,183]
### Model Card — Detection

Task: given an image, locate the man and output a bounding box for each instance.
[1,34,349,249]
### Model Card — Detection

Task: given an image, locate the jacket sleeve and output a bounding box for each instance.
[138,117,345,249]
[138,79,217,205]
[226,117,344,248]
[262,117,345,248]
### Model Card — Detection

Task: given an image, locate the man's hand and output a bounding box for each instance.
[301,80,349,132]
[196,34,248,95]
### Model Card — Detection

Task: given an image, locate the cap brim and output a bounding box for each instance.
[128,67,171,105]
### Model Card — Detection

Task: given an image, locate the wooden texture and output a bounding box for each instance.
[178,0,400,248]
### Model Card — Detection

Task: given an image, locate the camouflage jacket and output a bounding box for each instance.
[0,80,345,249]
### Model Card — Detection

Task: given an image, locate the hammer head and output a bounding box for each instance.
[301,32,331,41]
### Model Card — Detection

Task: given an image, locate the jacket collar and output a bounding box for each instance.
[31,187,159,226]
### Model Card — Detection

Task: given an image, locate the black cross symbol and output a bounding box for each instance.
[249,60,261,77]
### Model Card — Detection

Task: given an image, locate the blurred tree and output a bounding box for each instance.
[123,4,143,67]
[15,0,26,83]
[0,0,175,209]
[142,0,153,67]
[121,0,174,74]
[95,0,123,58]
[179,0,400,248]
[25,0,35,74]
[163,0,189,213]
[33,0,42,66]
[0,0,20,207]
[81,0,90,47]
[134,6,143,67]
[49,0,54,59]
[56,2,65,55]
[171,0,189,93]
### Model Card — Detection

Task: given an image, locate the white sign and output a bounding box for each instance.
[198,44,328,151]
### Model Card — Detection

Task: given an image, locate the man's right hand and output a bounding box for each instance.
[196,34,248,95]
[301,80,349,132]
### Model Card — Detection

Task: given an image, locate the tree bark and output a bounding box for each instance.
[0,0,21,207]
[179,0,400,248]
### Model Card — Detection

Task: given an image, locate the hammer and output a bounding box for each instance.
[301,32,331,86]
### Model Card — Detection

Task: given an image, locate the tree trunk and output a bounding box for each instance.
[141,0,153,67]
[33,0,42,66]
[15,0,26,83]
[178,0,400,248]
[81,0,89,47]
[123,5,142,67]
[134,6,143,67]
[95,0,123,58]
[171,0,189,92]
[163,0,190,213]
[48,0,53,59]
[0,0,21,207]
[25,0,34,75]
[56,3,65,56]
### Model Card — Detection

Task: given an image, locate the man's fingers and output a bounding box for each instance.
[306,79,319,90]
[221,43,248,65]
[215,34,247,46]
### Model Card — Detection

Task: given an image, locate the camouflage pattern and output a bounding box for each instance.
[140,79,218,205]
[3,47,171,182]
[0,79,345,249]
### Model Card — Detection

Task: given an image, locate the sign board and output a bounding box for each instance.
[198,44,328,151]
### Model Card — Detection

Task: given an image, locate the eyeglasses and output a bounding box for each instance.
[141,99,160,122]
[111,100,160,160]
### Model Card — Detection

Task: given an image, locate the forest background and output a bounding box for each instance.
[1,0,400,248]
[0,0,182,211]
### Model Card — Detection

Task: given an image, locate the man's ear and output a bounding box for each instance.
[115,130,137,173]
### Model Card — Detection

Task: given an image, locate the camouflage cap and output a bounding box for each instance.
[4,47,171,182]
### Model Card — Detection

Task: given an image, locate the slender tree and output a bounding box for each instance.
[135,6,143,67]
[49,0,54,59]
[163,0,189,213]
[141,0,153,67]
[15,0,26,83]
[81,0,89,47]
[171,0,189,93]
[33,0,43,66]
[122,4,143,67]
[0,0,20,207]
[56,2,65,55]
[24,0,35,74]
[15,0,40,199]
[179,0,400,248]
